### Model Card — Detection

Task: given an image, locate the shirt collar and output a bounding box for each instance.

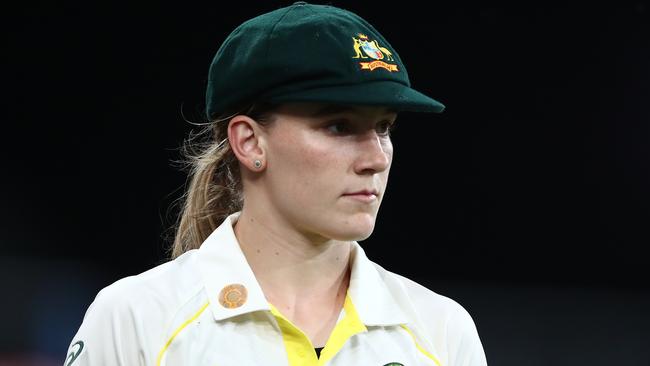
[196,211,270,321]
[347,241,409,326]
[196,211,408,326]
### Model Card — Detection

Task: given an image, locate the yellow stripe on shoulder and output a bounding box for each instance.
[400,324,442,366]
[156,301,210,366]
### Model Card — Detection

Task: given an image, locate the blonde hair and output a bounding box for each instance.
[168,102,276,259]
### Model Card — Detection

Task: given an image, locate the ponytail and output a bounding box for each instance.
[168,102,276,259]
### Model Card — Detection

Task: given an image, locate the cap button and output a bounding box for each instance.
[293,1,307,5]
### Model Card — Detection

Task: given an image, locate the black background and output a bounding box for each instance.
[3,1,649,365]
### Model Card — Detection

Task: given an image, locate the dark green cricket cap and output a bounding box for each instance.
[205,1,445,120]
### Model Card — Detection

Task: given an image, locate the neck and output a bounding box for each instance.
[233,208,352,311]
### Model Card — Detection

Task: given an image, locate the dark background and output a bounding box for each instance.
[3,1,649,365]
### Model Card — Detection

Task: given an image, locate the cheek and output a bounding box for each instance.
[269,130,340,193]
[276,134,321,167]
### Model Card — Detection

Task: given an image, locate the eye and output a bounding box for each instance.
[376,120,395,136]
[325,119,352,134]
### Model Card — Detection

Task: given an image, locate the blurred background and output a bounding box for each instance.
[3,1,649,365]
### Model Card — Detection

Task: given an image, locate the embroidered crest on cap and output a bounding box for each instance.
[352,33,398,72]
[219,283,248,308]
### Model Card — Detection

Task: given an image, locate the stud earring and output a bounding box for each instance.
[254,159,262,169]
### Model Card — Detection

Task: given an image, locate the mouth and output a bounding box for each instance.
[342,189,379,202]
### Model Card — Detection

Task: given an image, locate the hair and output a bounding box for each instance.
[167,102,277,259]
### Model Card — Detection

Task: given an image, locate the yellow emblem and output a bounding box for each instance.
[352,33,398,72]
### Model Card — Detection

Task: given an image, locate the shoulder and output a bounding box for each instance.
[80,250,204,329]
[65,251,207,365]
[372,263,488,366]
[372,262,470,320]
[91,250,203,313]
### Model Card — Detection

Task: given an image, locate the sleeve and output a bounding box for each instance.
[63,286,146,366]
[446,304,488,366]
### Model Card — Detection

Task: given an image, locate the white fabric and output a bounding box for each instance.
[65,211,487,366]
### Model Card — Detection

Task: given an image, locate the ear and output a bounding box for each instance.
[228,115,266,172]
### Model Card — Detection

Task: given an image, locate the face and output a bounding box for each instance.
[260,102,397,243]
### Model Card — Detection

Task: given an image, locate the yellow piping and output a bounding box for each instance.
[156,301,210,366]
[400,324,442,366]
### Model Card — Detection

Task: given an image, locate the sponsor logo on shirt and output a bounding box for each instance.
[65,340,84,366]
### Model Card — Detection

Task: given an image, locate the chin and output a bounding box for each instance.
[328,230,374,242]
[328,214,376,241]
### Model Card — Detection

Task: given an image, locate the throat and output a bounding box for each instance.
[266,271,349,321]
[266,270,350,348]
[271,292,347,349]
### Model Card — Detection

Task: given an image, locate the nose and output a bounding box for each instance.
[353,130,391,175]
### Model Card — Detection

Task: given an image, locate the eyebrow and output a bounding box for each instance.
[310,104,398,117]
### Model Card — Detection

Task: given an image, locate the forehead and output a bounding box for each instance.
[273,102,397,119]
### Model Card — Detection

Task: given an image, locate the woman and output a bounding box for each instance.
[65,2,487,365]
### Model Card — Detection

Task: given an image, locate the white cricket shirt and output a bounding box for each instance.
[65,211,487,366]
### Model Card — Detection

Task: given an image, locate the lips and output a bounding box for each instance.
[342,189,379,203]
[343,189,379,196]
